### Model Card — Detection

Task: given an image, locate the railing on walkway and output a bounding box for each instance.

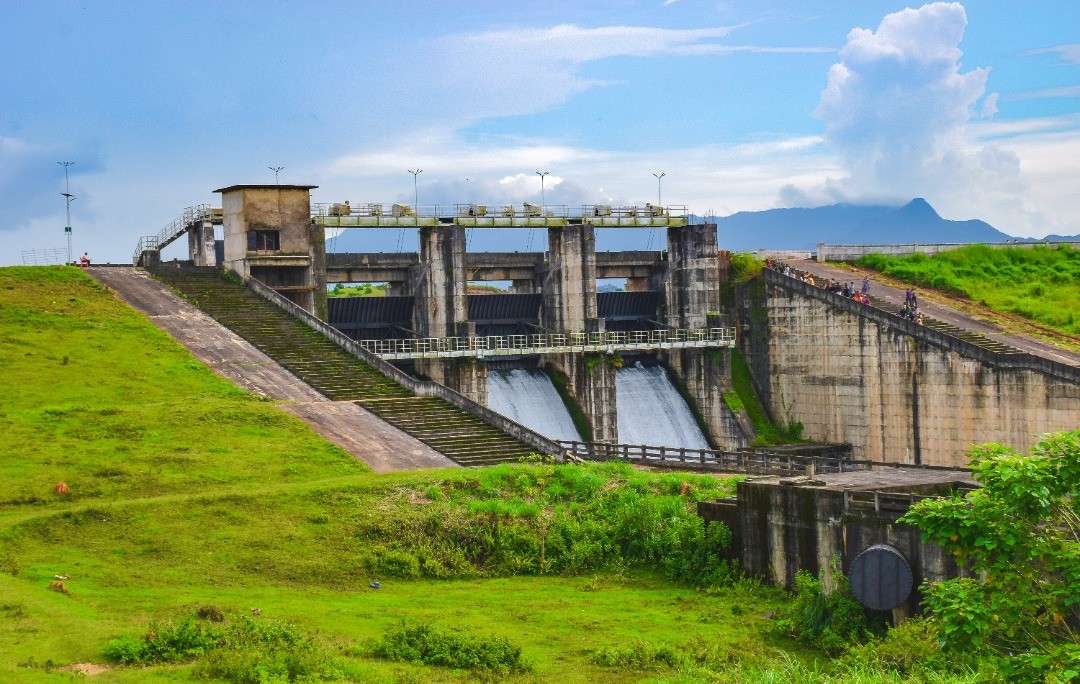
[559,440,861,476]
[842,485,977,515]
[132,204,217,264]
[312,202,690,228]
[358,327,736,360]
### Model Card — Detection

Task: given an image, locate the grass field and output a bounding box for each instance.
[0,267,981,683]
[855,244,1080,335]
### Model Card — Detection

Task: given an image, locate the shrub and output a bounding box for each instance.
[591,640,681,669]
[371,620,530,673]
[776,563,884,656]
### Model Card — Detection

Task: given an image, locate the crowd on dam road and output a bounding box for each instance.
[764,259,924,325]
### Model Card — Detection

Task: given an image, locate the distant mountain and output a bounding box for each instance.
[715,198,1013,251]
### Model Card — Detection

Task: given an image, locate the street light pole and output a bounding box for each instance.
[58,161,75,264]
[269,166,284,184]
[652,172,666,208]
[535,170,549,209]
[408,169,423,214]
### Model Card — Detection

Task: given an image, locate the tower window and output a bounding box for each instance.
[248,230,280,251]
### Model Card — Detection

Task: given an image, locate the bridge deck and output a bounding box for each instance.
[360,328,735,360]
[313,203,690,228]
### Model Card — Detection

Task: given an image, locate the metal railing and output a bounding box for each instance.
[559,440,862,475]
[842,484,978,515]
[357,327,736,360]
[313,202,690,219]
[132,204,216,264]
[21,248,68,266]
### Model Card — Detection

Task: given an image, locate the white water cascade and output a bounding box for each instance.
[487,368,583,442]
[615,362,711,449]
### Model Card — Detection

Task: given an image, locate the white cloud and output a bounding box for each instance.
[1023,43,1080,66]
[1009,85,1080,100]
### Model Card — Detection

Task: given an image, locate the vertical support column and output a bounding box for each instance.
[541,224,616,442]
[541,224,602,334]
[309,220,328,321]
[661,223,749,449]
[412,225,485,403]
[187,220,216,267]
[664,223,720,329]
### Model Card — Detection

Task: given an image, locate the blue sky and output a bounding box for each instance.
[2,1,1079,264]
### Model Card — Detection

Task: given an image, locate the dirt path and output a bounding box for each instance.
[87,267,456,472]
[788,260,1080,367]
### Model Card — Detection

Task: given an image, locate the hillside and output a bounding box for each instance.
[855,244,1080,336]
[1,266,932,683]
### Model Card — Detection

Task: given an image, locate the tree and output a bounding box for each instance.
[901,430,1079,682]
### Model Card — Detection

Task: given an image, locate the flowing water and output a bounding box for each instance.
[487,368,582,442]
[615,362,711,449]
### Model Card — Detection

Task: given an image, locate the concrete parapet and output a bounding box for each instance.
[816,240,1080,262]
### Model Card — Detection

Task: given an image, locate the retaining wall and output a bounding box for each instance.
[739,270,1080,466]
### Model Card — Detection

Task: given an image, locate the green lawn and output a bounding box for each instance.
[0,267,979,683]
[855,244,1080,335]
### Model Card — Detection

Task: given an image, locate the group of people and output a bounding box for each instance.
[900,288,924,324]
[764,259,873,306]
[764,258,925,324]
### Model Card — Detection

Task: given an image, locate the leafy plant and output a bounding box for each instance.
[371,620,530,673]
[901,431,1080,682]
[776,561,884,655]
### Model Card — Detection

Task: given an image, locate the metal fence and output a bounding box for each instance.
[313,202,689,219]
[559,440,862,475]
[21,248,68,265]
[358,327,736,360]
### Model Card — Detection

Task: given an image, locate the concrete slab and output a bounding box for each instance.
[755,467,975,492]
[282,402,457,473]
[87,267,456,472]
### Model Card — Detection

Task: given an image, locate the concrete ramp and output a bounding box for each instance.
[87,267,456,473]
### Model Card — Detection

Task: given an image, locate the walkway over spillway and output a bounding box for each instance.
[313,203,690,228]
[357,327,736,360]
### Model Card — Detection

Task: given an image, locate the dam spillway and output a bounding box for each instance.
[615,362,710,449]
[487,368,583,443]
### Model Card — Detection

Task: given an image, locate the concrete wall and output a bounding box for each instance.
[711,478,965,616]
[662,347,750,451]
[817,240,1080,262]
[742,270,1080,466]
[541,225,602,334]
[187,220,216,267]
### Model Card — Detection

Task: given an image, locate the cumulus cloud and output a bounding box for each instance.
[782,2,1041,231]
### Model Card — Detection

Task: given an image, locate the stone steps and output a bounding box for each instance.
[880,305,1020,355]
[153,266,535,466]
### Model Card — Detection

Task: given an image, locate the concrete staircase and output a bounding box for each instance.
[878,305,1020,355]
[153,267,536,465]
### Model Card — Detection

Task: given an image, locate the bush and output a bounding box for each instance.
[103,612,356,682]
[371,620,530,673]
[776,564,884,656]
[591,640,681,669]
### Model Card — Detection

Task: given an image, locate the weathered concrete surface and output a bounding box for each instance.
[543,355,618,442]
[741,274,1080,466]
[541,224,602,334]
[662,348,749,450]
[793,259,1080,367]
[282,402,457,473]
[87,267,455,472]
[701,467,973,616]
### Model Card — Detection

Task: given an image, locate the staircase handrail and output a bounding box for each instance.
[132,204,214,264]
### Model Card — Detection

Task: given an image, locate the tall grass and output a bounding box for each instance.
[855,244,1080,334]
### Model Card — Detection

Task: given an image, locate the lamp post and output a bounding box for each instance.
[408,169,423,214]
[652,172,666,208]
[535,170,549,209]
[58,161,75,264]
[269,166,284,184]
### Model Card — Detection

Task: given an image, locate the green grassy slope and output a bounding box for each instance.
[0,267,978,683]
[855,244,1080,335]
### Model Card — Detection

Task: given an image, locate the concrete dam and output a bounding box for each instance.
[134,184,1079,468]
